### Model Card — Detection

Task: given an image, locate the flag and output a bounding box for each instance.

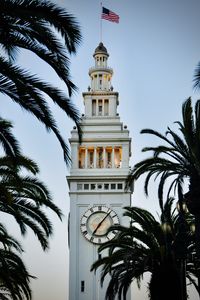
[101,7,119,23]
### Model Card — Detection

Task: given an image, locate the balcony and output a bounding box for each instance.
[89,66,113,75]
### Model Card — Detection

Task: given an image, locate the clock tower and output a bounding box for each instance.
[67,43,132,300]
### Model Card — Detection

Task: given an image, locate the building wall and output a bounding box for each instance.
[69,187,131,300]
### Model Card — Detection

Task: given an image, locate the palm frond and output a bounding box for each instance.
[193,62,200,90]
[0,117,21,157]
[92,204,196,300]
[0,0,82,164]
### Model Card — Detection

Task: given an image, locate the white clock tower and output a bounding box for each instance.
[68,43,132,300]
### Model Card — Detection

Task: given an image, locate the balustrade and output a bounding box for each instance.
[78,146,122,169]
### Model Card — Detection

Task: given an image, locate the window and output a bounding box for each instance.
[98,100,103,116]
[106,148,112,168]
[111,184,116,190]
[114,147,122,168]
[117,183,123,190]
[104,183,109,190]
[91,184,96,190]
[99,75,102,90]
[104,99,109,116]
[81,281,85,292]
[97,147,103,168]
[78,148,85,169]
[92,99,96,116]
[99,105,102,115]
[76,182,123,192]
[88,149,94,168]
[77,184,82,190]
[84,184,89,190]
[94,75,97,89]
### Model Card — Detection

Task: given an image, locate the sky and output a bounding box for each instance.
[1,0,200,299]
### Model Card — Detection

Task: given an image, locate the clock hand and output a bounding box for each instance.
[92,210,111,236]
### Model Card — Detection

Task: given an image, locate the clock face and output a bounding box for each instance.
[80,206,119,244]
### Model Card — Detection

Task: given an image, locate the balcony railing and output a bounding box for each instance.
[89,66,113,75]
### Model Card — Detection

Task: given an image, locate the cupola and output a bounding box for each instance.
[89,42,113,91]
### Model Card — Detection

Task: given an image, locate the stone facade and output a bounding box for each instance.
[68,43,132,300]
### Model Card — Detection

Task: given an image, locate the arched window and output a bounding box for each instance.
[98,100,102,116]
[88,148,94,168]
[106,147,112,168]
[97,147,103,168]
[92,99,96,116]
[104,99,109,116]
[78,147,86,168]
[114,147,122,168]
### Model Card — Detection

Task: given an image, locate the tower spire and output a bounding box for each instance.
[89,42,113,92]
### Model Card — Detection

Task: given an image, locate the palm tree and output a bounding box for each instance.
[0,115,62,298]
[127,97,200,295]
[0,116,62,249]
[0,154,62,250]
[0,223,32,300]
[91,199,197,300]
[0,0,82,165]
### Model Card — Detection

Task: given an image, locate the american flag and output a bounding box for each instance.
[101,7,119,23]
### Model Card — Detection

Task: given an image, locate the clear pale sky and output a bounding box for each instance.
[1,0,200,299]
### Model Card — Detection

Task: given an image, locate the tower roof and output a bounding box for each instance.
[93,42,109,57]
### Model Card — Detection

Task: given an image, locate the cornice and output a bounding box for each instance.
[66,175,129,181]
[82,91,119,97]
[69,137,131,143]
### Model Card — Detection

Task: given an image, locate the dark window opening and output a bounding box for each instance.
[84,184,89,190]
[81,281,85,292]
[117,183,123,189]
[111,184,116,190]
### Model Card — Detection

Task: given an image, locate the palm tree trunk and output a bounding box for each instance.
[177,198,187,300]
[180,259,187,300]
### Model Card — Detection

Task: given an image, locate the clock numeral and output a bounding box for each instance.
[98,238,102,244]
[90,208,94,213]
[81,223,86,226]
[98,206,102,211]
[83,230,88,236]
[90,237,94,242]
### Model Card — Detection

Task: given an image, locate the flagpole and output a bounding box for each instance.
[100,2,102,42]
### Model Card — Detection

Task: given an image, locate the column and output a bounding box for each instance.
[94,147,97,168]
[102,99,104,116]
[103,147,106,168]
[96,100,98,116]
[112,147,115,168]
[97,74,99,90]
[95,75,97,90]
[85,148,88,169]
